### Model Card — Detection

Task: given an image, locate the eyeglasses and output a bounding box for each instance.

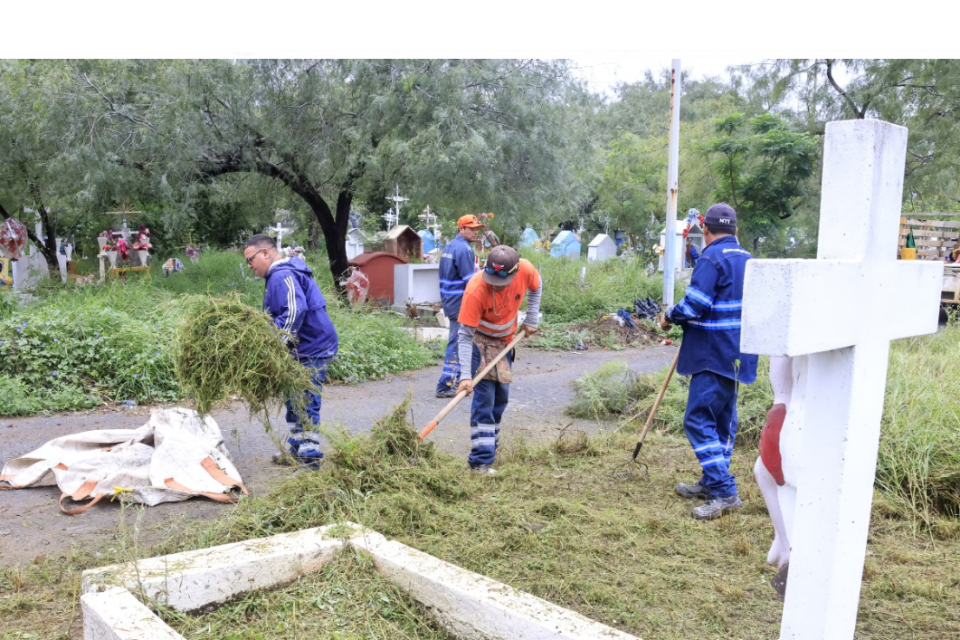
[484,264,517,279]
[245,248,266,266]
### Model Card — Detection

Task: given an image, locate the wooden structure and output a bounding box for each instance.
[383,225,422,261]
[897,216,960,304]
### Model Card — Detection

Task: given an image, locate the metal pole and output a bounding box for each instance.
[662,59,682,307]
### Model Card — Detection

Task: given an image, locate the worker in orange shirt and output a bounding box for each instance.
[456,246,542,473]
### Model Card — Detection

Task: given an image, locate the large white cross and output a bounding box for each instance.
[741,119,942,639]
[267,222,292,251]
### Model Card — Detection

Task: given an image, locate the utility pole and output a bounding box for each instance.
[663,59,682,307]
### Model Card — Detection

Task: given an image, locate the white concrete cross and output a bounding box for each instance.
[267,222,292,251]
[741,119,942,639]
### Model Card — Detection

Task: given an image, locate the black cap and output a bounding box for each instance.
[704,203,737,230]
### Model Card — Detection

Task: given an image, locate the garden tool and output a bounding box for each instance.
[613,348,680,481]
[418,331,527,440]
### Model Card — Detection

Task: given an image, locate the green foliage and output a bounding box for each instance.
[532,253,664,323]
[0,250,439,416]
[706,112,818,255]
[0,284,180,415]
[566,360,643,419]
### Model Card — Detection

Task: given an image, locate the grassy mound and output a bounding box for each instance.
[173,294,314,419]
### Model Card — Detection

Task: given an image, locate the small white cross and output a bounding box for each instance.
[267,222,292,251]
[741,120,941,639]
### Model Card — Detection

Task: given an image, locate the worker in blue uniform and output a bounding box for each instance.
[436,214,483,397]
[658,203,759,520]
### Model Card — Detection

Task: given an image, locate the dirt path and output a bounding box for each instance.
[0,345,676,567]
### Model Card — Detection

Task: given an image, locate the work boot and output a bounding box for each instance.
[692,495,742,520]
[675,481,711,500]
[271,452,295,467]
[436,388,458,399]
[470,464,497,475]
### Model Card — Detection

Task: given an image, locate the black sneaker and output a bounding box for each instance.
[675,481,711,500]
[692,495,742,520]
[436,388,458,398]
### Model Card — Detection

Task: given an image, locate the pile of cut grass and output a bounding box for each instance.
[160,550,455,640]
[4,404,959,640]
[173,293,314,421]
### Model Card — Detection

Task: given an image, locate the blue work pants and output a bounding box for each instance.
[683,371,739,498]
[436,318,462,393]
[467,345,512,467]
[284,356,331,465]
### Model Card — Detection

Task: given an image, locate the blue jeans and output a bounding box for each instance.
[284,356,332,465]
[683,371,739,498]
[436,318,462,393]
[467,345,513,468]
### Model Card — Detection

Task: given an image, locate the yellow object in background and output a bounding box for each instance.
[0,257,11,290]
[900,247,917,260]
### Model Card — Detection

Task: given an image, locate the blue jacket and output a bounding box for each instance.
[438,234,477,319]
[666,235,758,384]
[263,257,339,361]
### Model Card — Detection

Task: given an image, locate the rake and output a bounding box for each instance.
[418,332,526,441]
[613,348,680,481]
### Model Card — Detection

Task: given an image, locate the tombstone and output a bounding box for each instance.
[393,262,441,313]
[549,230,581,259]
[587,233,616,263]
[346,228,368,261]
[383,225,422,261]
[740,120,941,639]
[658,216,686,272]
[11,244,49,290]
[519,226,540,249]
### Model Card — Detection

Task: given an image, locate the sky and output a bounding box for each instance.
[2,3,953,97]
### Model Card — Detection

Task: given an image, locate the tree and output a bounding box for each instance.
[75,59,578,287]
[706,113,818,255]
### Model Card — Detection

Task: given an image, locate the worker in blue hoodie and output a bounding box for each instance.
[244,234,339,468]
[658,203,758,520]
[435,214,483,398]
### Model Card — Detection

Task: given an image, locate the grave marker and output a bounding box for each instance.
[741,119,942,639]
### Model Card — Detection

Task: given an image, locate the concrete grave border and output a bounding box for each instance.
[81,522,638,640]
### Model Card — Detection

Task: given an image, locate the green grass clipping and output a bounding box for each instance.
[173,293,314,423]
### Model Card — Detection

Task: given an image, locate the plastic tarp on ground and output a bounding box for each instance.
[520,227,540,248]
[550,230,581,258]
[0,408,247,514]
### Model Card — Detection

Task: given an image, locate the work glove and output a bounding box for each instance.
[457,379,474,395]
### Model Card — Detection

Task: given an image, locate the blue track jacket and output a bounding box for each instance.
[263,257,339,361]
[438,234,477,319]
[665,235,758,384]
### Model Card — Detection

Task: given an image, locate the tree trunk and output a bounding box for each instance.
[309,218,318,252]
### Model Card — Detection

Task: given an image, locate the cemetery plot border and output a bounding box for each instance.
[81,522,638,640]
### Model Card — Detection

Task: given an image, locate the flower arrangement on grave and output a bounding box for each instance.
[116,237,131,263]
[101,240,116,252]
[185,244,200,263]
[682,208,704,239]
[0,217,29,260]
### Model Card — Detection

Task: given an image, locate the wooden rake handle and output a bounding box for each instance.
[631,348,680,460]
[419,331,527,440]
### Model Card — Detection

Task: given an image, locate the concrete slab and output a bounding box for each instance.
[82,522,640,640]
[81,587,185,640]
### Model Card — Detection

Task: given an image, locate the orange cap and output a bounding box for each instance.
[457,214,486,228]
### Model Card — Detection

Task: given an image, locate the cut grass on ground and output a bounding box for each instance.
[3,400,956,640]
